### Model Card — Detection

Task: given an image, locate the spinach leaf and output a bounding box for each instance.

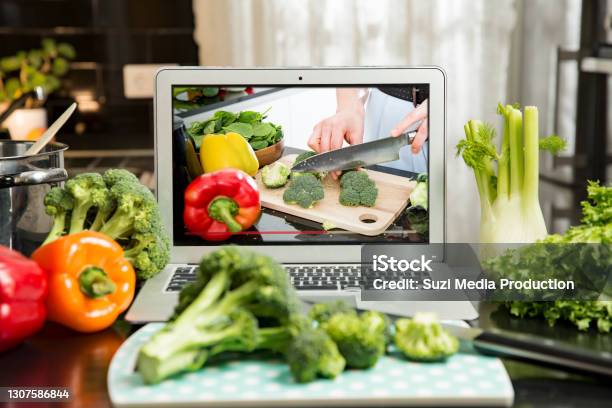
[253,122,274,137]
[238,110,263,124]
[223,122,254,139]
[249,140,269,150]
[187,107,282,151]
[214,110,238,126]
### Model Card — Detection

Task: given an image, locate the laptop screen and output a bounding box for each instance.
[171,85,430,246]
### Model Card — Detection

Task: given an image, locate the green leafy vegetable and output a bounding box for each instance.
[188,109,283,151]
[486,181,612,332]
[406,207,429,236]
[406,173,429,236]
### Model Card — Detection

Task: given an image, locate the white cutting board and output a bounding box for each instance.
[255,155,415,236]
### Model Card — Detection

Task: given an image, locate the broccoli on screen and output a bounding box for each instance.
[394,312,459,361]
[339,171,378,207]
[261,162,291,188]
[292,151,327,180]
[282,173,324,209]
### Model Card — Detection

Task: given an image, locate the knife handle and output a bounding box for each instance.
[473,330,612,379]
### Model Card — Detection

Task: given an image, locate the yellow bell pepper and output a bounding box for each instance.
[199,132,259,177]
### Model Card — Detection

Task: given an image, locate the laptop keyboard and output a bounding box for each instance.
[165,266,198,292]
[164,264,431,292]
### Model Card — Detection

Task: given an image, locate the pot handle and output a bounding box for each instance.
[0,168,68,188]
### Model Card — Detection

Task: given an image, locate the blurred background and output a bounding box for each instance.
[0,0,610,242]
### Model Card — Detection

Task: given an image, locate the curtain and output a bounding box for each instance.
[193,0,517,242]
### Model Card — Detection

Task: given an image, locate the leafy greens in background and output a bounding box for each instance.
[188,108,283,151]
[406,174,429,237]
[485,181,612,333]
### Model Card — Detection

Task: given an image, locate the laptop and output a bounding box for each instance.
[126,67,479,322]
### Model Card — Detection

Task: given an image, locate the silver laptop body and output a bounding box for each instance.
[126,67,479,323]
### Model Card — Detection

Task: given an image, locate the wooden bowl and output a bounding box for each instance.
[255,139,284,167]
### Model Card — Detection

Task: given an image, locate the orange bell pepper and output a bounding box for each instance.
[31,231,135,333]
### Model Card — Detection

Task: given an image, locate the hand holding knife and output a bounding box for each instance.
[292,120,424,174]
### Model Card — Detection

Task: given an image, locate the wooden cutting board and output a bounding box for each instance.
[255,155,416,236]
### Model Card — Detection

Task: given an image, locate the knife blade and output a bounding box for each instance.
[303,298,612,380]
[441,323,612,378]
[291,120,423,173]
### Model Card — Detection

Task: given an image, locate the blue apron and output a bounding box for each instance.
[363,88,428,174]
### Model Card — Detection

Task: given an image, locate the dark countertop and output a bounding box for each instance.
[1,302,611,408]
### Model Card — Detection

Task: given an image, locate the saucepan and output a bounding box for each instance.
[0,141,68,255]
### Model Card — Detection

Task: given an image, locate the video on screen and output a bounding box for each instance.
[171,86,430,246]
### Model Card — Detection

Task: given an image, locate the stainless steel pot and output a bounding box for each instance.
[0,141,68,255]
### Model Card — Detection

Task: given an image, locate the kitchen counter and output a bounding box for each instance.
[1,302,611,408]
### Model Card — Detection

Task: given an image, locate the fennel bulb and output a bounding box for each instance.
[457,105,565,244]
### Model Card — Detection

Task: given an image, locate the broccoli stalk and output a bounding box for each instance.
[64,173,109,234]
[138,271,260,383]
[261,162,291,188]
[98,181,157,239]
[137,247,300,384]
[42,187,74,245]
[90,197,115,231]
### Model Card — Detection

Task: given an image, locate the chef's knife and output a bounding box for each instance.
[291,120,423,173]
[441,323,612,379]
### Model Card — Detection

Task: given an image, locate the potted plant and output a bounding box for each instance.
[0,38,75,140]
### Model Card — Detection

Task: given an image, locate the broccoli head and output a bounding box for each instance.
[98,180,158,239]
[261,162,291,188]
[41,169,170,281]
[42,187,74,245]
[322,312,386,369]
[309,300,357,324]
[339,171,378,207]
[123,219,171,280]
[102,168,140,187]
[394,313,459,361]
[292,151,327,180]
[137,247,302,384]
[286,325,345,382]
[64,172,110,234]
[283,173,324,208]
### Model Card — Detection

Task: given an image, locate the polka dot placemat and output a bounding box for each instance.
[108,323,514,407]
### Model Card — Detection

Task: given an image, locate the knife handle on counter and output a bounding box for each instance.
[473,330,612,379]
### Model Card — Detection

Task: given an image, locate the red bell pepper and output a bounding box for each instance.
[0,246,47,352]
[184,169,261,241]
